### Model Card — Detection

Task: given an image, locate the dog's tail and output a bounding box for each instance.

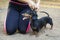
[40,11,49,17]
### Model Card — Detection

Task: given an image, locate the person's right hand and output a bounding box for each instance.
[29,4,40,11]
[29,4,35,10]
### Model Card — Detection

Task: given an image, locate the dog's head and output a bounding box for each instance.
[22,9,38,20]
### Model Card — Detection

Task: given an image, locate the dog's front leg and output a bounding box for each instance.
[33,31,39,37]
[44,25,46,29]
[50,25,53,30]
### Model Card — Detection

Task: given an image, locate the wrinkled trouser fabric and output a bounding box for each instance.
[5,6,31,35]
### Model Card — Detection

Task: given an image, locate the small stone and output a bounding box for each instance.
[45,34,49,36]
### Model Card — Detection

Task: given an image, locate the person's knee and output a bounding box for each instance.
[18,27,26,34]
[6,30,16,35]
[18,30,26,34]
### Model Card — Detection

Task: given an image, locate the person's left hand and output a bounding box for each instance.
[35,4,40,11]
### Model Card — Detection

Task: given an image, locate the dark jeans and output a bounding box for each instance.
[5,3,31,35]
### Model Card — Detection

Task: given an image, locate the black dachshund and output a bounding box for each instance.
[22,9,53,35]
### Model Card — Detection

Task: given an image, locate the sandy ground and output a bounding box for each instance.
[0,2,60,40]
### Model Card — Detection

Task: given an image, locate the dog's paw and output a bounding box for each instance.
[30,32,35,36]
[50,28,53,30]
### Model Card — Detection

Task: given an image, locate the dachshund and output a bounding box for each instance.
[22,9,53,36]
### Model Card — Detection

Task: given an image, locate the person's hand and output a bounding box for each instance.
[29,3,40,11]
[35,3,40,11]
[29,4,35,10]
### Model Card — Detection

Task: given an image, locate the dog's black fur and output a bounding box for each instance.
[30,10,53,33]
[31,16,53,33]
[22,9,53,34]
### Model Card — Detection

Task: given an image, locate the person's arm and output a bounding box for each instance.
[36,0,40,9]
[18,0,40,10]
[18,0,35,5]
[37,0,40,6]
[18,0,36,9]
[27,0,40,10]
[33,0,40,11]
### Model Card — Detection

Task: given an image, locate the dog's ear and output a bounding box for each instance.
[30,11,38,19]
[32,16,37,20]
